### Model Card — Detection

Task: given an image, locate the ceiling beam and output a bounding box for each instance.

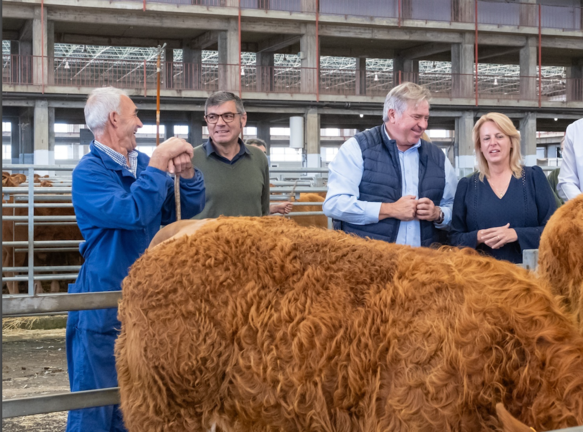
[2,31,19,41]
[18,20,33,42]
[190,31,218,50]
[398,42,451,60]
[321,46,396,58]
[257,35,301,53]
[54,33,182,49]
[478,46,521,61]
[47,8,229,31]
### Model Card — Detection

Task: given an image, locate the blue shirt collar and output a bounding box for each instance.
[90,141,139,177]
[383,125,421,153]
[202,137,250,165]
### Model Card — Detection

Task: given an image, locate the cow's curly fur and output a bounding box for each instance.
[116,217,583,432]
[538,194,583,333]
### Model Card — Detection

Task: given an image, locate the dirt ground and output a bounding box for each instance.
[2,328,69,431]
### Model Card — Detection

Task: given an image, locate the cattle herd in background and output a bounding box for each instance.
[2,172,84,294]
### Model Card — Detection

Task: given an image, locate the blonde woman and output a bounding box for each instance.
[450,112,556,263]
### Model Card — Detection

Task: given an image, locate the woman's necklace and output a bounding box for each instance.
[488,172,512,199]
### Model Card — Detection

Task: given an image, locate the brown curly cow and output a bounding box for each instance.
[538,194,583,333]
[117,217,583,432]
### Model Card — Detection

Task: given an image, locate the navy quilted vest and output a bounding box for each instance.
[334,125,446,246]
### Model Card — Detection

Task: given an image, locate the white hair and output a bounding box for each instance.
[84,87,127,134]
[382,82,432,122]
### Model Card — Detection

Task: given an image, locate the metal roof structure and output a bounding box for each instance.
[2,40,567,89]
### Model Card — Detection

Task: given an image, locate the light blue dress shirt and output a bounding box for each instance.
[323,127,459,247]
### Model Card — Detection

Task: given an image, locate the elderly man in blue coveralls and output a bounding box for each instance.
[323,82,458,246]
[66,87,205,432]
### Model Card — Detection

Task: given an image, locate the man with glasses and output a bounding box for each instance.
[192,91,270,218]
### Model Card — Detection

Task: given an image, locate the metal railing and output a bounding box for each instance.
[4,56,583,104]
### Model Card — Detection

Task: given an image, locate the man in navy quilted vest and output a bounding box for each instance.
[323,82,458,247]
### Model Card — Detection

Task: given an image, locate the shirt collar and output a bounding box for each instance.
[93,140,138,176]
[383,125,421,153]
[202,137,250,159]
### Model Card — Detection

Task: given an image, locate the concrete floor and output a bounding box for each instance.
[2,328,69,432]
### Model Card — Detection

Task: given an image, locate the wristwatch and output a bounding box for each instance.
[435,207,444,224]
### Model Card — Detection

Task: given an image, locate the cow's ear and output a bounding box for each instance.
[496,403,533,432]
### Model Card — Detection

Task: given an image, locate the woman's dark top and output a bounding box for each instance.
[450,166,557,264]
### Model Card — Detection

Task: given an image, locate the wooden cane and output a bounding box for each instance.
[155,43,181,221]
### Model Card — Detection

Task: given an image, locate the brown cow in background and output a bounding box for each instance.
[288,193,328,229]
[117,217,583,432]
[2,173,83,294]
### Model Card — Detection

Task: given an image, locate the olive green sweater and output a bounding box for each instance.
[192,143,270,219]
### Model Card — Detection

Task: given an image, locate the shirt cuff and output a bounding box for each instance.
[434,206,451,229]
[364,201,383,224]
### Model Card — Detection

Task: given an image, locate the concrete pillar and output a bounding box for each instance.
[11,118,20,164]
[519,0,537,28]
[300,0,317,13]
[34,100,51,165]
[519,37,537,101]
[355,57,367,96]
[401,0,412,20]
[188,113,203,147]
[455,111,475,173]
[300,23,318,94]
[305,109,320,167]
[10,41,19,83]
[48,107,55,165]
[566,59,583,102]
[33,6,48,86]
[20,109,34,163]
[183,43,202,90]
[257,121,271,154]
[164,123,174,141]
[47,21,54,85]
[520,113,537,167]
[165,47,174,89]
[393,56,419,86]
[451,33,474,99]
[452,0,474,23]
[256,52,274,93]
[218,18,239,92]
[547,145,559,159]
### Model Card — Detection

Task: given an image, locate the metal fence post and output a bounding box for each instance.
[522,249,539,271]
[28,166,35,296]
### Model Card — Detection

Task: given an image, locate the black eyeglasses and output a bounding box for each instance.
[204,112,241,124]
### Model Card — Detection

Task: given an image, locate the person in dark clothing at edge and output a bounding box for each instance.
[450,112,556,264]
[67,87,205,432]
[323,82,458,247]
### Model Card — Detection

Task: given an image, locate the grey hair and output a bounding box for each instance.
[382,82,432,122]
[84,87,127,134]
[205,91,245,115]
[245,138,267,148]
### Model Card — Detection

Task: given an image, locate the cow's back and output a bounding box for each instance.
[117,217,583,432]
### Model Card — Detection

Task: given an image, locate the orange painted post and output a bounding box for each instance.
[538,4,542,108]
[474,0,479,106]
[316,0,320,102]
[41,0,45,94]
[238,0,242,98]
[398,0,402,27]
[143,60,147,97]
[143,0,146,11]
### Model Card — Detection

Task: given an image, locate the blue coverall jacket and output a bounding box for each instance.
[66,142,205,432]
